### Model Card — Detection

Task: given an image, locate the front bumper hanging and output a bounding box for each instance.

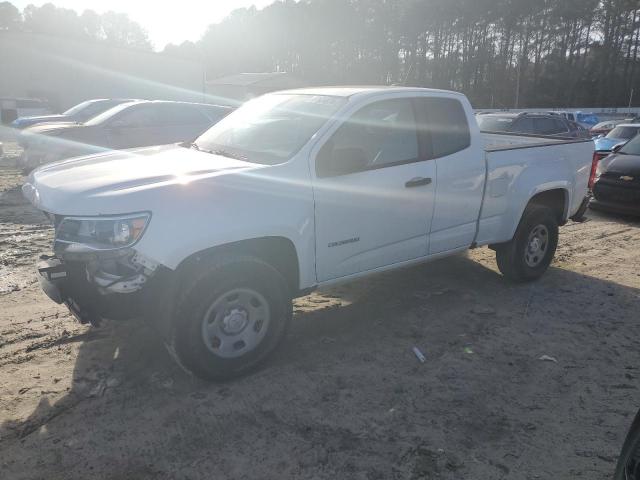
[36,252,162,326]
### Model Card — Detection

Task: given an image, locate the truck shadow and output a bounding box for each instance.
[2,252,640,478]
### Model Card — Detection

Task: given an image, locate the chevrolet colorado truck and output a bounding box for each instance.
[23,87,594,380]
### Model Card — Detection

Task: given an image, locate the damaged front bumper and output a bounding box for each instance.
[36,248,165,326]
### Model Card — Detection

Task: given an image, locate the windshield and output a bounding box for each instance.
[194,94,347,165]
[63,100,94,116]
[607,126,640,139]
[84,102,137,126]
[62,100,115,121]
[476,115,515,132]
[619,133,640,155]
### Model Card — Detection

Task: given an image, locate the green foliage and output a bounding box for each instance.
[192,0,640,108]
[2,1,639,107]
[2,2,151,50]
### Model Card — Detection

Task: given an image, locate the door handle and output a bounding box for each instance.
[405,177,432,188]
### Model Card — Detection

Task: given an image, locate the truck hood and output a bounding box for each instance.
[23,144,260,215]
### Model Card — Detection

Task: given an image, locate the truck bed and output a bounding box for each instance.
[475,131,595,247]
[482,132,593,152]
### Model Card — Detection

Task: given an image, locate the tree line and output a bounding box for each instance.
[2,1,639,108]
[0,1,151,50]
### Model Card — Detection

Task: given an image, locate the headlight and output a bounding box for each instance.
[56,213,150,250]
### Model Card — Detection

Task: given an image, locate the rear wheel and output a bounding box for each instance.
[495,205,559,282]
[614,408,640,479]
[167,254,292,381]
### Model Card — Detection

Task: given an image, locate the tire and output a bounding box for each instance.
[167,254,292,381]
[614,408,640,479]
[495,205,559,282]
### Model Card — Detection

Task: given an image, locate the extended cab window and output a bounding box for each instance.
[317,98,419,177]
[417,97,470,158]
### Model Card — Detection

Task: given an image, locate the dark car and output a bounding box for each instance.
[11,98,136,129]
[20,100,233,170]
[590,133,640,216]
[477,112,589,138]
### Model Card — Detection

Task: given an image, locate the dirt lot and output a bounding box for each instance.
[1,164,639,480]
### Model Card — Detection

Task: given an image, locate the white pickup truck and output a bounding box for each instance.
[24,87,594,380]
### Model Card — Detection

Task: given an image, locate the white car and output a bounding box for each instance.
[24,87,594,380]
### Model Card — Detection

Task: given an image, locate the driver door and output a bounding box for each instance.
[312,97,436,282]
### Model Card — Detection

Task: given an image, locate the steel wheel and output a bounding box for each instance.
[201,288,271,359]
[524,224,549,267]
[625,444,640,479]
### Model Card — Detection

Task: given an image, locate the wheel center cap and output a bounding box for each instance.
[222,309,248,334]
[530,237,541,252]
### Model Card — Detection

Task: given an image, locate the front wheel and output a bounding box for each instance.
[167,254,292,381]
[495,205,559,282]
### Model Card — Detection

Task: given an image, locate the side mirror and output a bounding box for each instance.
[612,143,624,153]
[317,143,368,177]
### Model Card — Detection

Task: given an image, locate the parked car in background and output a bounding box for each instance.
[567,120,591,138]
[589,120,625,137]
[593,124,640,160]
[547,111,599,128]
[1,97,51,125]
[591,133,640,216]
[477,112,589,138]
[24,87,593,380]
[19,100,233,171]
[11,98,136,130]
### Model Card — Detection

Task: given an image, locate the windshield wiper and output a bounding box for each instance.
[180,141,200,150]
[204,149,248,161]
[181,142,248,161]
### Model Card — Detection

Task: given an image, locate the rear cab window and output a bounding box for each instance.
[416,97,471,158]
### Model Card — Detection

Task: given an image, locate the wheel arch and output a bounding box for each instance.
[526,188,569,226]
[175,236,301,296]
[488,187,569,250]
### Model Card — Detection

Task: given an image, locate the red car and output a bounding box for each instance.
[589,119,634,137]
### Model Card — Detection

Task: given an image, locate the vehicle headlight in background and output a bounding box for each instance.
[55,213,150,250]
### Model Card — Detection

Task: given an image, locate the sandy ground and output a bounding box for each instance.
[1,163,640,479]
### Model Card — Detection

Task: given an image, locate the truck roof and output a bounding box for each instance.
[274,86,464,99]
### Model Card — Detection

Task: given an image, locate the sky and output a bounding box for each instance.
[11,0,276,50]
